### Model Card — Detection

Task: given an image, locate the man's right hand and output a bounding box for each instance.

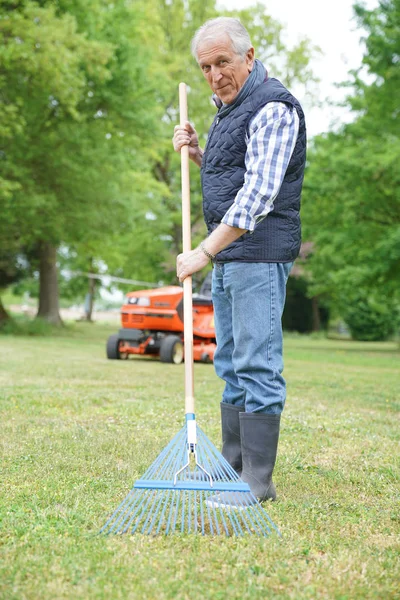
[172,121,203,167]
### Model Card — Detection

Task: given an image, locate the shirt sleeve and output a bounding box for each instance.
[221,102,300,231]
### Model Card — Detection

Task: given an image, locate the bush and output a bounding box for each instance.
[342,293,399,341]
[0,315,55,336]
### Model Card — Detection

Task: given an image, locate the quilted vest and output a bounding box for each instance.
[201,77,306,262]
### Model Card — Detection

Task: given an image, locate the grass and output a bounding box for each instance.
[0,322,399,599]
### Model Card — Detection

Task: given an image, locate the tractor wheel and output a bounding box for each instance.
[201,352,212,364]
[160,335,184,364]
[107,334,123,359]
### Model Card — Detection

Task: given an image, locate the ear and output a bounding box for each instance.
[246,47,255,72]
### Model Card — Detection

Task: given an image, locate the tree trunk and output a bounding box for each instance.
[84,275,96,321]
[0,296,11,327]
[311,295,321,332]
[36,242,63,325]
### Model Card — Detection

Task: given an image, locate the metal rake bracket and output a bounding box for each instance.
[173,447,214,487]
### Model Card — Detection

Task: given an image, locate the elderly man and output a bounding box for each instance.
[173,17,306,506]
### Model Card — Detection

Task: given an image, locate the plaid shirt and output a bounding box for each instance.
[221,102,300,231]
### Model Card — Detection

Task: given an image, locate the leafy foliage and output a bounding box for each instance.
[302,0,400,336]
[342,290,398,341]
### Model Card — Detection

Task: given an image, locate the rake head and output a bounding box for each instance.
[100,420,280,537]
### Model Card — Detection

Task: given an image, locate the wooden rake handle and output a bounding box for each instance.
[179,82,195,415]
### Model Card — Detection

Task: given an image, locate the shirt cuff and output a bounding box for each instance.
[221,204,256,231]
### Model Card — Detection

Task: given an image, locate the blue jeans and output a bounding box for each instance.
[212,261,292,414]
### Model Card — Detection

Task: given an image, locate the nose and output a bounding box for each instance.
[210,65,223,83]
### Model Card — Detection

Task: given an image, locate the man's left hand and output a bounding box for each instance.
[176,247,209,282]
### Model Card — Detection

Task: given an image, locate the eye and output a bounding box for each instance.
[219,60,227,66]
[202,65,211,73]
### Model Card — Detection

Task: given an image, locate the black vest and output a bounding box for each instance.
[201,77,306,262]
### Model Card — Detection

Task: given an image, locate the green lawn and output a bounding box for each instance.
[0,323,399,599]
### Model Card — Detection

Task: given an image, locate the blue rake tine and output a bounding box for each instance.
[256,502,281,536]
[199,490,205,535]
[196,434,217,479]
[240,496,264,535]
[102,488,142,535]
[164,491,175,535]
[235,493,278,537]
[208,490,221,535]
[204,491,215,535]
[217,491,265,536]
[234,494,262,536]
[172,490,181,533]
[135,490,163,535]
[194,490,198,533]
[99,490,133,534]
[224,502,241,536]
[181,490,186,534]
[188,490,193,533]
[156,489,173,535]
[166,488,180,534]
[141,490,161,535]
[199,428,236,481]
[143,489,168,535]
[124,489,157,534]
[144,436,176,479]
[144,427,185,480]
[217,501,230,536]
[225,493,246,535]
[149,431,182,480]
[188,488,191,533]
[127,491,151,535]
[129,493,154,535]
[247,501,273,536]
[116,490,147,533]
[121,489,158,534]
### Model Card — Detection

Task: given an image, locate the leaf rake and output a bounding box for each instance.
[100,83,280,537]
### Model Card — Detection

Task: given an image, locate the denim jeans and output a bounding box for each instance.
[212,261,292,414]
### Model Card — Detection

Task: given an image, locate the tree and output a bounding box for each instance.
[0,0,169,322]
[301,0,400,326]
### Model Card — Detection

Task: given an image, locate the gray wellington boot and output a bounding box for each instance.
[239,412,281,501]
[221,402,245,475]
[206,411,280,510]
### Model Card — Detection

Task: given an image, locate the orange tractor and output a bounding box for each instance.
[106,274,216,364]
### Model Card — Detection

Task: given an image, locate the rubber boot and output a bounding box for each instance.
[206,411,280,510]
[239,412,281,501]
[221,402,244,475]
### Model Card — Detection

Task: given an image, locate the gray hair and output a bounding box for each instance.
[191,17,252,62]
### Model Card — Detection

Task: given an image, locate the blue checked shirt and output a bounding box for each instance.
[221,102,300,231]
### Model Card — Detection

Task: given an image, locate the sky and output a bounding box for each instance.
[217,0,379,136]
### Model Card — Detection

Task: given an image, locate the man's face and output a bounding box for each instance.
[197,36,255,105]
